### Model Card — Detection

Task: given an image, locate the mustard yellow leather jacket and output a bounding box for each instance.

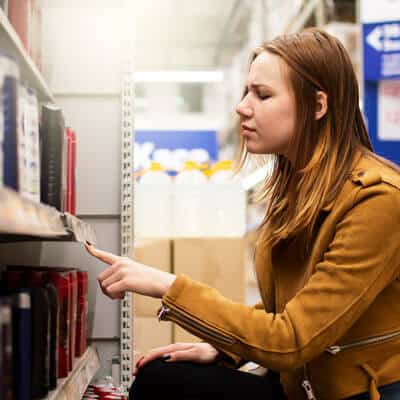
[158,153,400,400]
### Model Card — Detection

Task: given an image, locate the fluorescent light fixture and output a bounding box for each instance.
[134,70,224,83]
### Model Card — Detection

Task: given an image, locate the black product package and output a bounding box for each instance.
[30,286,50,399]
[40,103,66,211]
[44,283,59,389]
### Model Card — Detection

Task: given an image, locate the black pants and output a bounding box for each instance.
[130,358,288,400]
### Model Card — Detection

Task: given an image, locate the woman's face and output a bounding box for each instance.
[236,51,296,156]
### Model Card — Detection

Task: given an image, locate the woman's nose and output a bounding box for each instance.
[236,100,252,118]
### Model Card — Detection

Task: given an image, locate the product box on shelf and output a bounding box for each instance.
[66,127,77,215]
[1,53,19,191]
[65,269,77,371]
[44,270,71,378]
[40,103,67,212]
[7,0,43,69]
[76,270,88,357]
[130,239,172,317]
[2,269,54,398]
[0,289,32,400]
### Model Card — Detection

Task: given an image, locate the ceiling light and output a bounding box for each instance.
[134,70,224,83]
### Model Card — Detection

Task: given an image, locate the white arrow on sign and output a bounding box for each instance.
[367,25,400,51]
[367,26,383,51]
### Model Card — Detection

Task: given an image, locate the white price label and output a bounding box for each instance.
[378,80,400,140]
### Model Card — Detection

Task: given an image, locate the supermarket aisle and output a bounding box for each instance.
[1,1,400,400]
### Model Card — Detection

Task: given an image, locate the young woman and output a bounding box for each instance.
[86,28,400,400]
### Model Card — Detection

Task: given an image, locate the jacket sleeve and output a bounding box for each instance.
[160,187,400,371]
[214,302,265,369]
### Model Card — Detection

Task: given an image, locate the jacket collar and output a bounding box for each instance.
[321,150,364,212]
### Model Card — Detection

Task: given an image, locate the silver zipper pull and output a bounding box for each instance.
[302,379,317,400]
[326,345,341,355]
[157,305,170,322]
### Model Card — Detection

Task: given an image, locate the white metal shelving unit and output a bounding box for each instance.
[0,8,100,400]
[120,65,134,389]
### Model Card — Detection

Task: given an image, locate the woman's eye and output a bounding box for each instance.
[257,93,270,100]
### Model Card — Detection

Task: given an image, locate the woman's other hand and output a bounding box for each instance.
[85,244,176,299]
[133,342,220,375]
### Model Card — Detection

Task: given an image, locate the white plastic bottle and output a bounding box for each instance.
[208,160,246,237]
[134,161,172,238]
[173,161,208,237]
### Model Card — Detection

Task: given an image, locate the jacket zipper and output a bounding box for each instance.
[302,365,317,400]
[158,304,236,345]
[326,330,400,355]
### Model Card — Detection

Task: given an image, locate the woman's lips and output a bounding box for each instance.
[241,124,256,136]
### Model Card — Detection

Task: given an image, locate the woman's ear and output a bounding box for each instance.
[315,91,328,120]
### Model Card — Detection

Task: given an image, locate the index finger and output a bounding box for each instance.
[85,244,120,265]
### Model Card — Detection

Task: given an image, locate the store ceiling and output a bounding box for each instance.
[132,0,250,71]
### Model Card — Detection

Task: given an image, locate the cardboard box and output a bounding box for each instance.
[173,325,202,343]
[130,239,172,316]
[172,238,245,343]
[173,238,245,302]
[133,316,173,359]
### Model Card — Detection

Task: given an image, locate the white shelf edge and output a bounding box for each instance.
[0,187,67,237]
[45,346,100,400]
[0,187,97,244]
[0,8,54,103]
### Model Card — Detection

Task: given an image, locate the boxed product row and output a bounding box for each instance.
[0,268,88,400]
[1,0,43,71]
[0,52,77,214]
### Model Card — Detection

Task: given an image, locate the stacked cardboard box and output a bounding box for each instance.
[131,237,245,356]
[131,240,173,359]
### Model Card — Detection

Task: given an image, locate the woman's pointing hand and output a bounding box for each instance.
[85,244,176,300]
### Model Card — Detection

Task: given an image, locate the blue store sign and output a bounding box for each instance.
[362,18,400,165]
[363,21,400,80]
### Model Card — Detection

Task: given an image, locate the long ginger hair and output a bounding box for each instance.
[237,28,378,254]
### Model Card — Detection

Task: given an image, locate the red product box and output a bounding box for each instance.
[44,271,71,378]
[76,270,88,357]
[65,128,72,214]
[67,270,78,370]
[65,128,77,215]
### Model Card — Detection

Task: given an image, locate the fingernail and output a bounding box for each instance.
[86,240,92,246]
[162,354,171,360]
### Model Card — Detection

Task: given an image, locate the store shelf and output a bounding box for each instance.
[0,187,96,244]
[45,346,100,400]
[0,8,54,103]
[0,187,67,238]
[62,212,96,244]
